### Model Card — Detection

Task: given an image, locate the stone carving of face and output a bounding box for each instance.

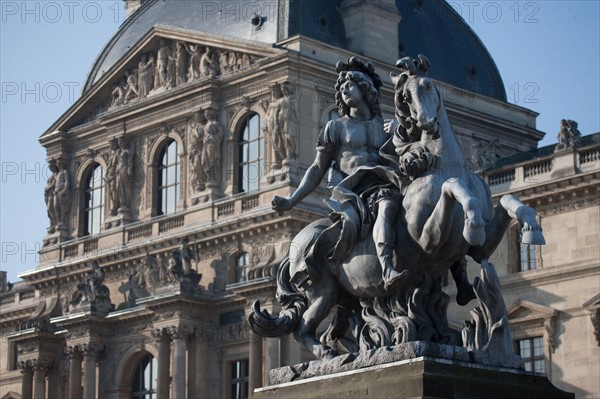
[340,80,363,108]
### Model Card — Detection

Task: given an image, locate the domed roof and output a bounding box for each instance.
[84,0,505,101]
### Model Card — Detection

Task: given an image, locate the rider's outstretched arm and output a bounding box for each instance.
[272,149,332,212]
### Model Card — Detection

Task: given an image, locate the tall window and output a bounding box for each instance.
[131,354,157,398]
[234,253,249,283]
[230,359,249,399]
[84,164,104,236]
[517,337,545,373]
[157,140,180,215]
[239,113,264,193]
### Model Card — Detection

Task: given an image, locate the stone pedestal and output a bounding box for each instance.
[104,208,132,229]
[254,343,574,399]
[70,299,115,316]
[191,187,223,205]
[255,357,573,399]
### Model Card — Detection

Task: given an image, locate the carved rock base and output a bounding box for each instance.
[268,342,522,385]
[257,351,573,399]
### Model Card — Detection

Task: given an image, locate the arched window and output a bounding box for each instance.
[157,140,180,216]
[84,164,104,236]
[131,353,157,399]
[234,252,249,283]
[238,113,264,193]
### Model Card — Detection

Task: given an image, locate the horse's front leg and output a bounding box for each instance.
[500,194,546,245]
[411,178,485,256]
[294,275,340,360]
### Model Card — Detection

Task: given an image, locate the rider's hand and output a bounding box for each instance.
[272,196,293,213]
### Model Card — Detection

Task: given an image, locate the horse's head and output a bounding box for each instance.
[391,54,440,140]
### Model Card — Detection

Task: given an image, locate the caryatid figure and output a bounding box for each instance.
[201,109,224,186]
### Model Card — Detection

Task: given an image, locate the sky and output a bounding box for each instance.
[0,0,599,283]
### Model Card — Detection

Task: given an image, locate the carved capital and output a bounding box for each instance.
[151,328,170,343]
[80,342,103,357]
[64,345,80,359]
[168,325,193,341]
[18,360,33,373]
[31,358,53,372]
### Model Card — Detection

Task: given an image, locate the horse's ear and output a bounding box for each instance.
[396,57,416,75]
[417,54,430,73]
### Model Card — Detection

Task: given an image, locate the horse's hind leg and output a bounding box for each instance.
[500,194,545,245]
[295,275,340,360]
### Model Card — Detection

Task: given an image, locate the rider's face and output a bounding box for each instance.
[341,80,363,108]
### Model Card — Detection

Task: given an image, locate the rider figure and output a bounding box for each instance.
[272,58,408,291]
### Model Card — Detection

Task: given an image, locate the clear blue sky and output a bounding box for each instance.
[1,1,599,283]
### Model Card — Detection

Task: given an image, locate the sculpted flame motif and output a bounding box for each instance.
[249,56,545,364]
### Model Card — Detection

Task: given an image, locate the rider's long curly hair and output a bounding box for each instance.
[335,71,381,118]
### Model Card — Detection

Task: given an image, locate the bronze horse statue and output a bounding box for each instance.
[250,55,545,360]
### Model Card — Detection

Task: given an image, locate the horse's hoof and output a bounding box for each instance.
[522,229,546,245]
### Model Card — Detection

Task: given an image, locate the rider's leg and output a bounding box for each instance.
[373,192,409,290]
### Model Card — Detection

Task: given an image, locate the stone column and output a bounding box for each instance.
[170,326,189,399]
[280,335,291,366]
[82,343,101,399]
[32,359,49,399]
[264,337,280,384]
[248,331,263,398]
[66,346,82,399]
[19,360,34,399]
[191,327,211,399]
[152,329,171,399]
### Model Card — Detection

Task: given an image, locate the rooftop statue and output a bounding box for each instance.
[249,56,545,365]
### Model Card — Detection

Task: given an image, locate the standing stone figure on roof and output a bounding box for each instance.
[124,70,139,102]
[556,119,582,151]
[137,53,154,98]
[156,39,171,89]
[200,47,218,77]
[175,41,188,86]
[185,43,203,81]
[111,78,126,107]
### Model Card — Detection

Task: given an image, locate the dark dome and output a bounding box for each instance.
[396,0,506,101]
[84,0,505,101]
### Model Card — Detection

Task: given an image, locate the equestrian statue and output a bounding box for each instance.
[249,56,545,363]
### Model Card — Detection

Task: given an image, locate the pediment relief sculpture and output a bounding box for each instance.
[107,37,262,110]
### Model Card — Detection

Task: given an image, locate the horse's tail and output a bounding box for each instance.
[248,257,307,337]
